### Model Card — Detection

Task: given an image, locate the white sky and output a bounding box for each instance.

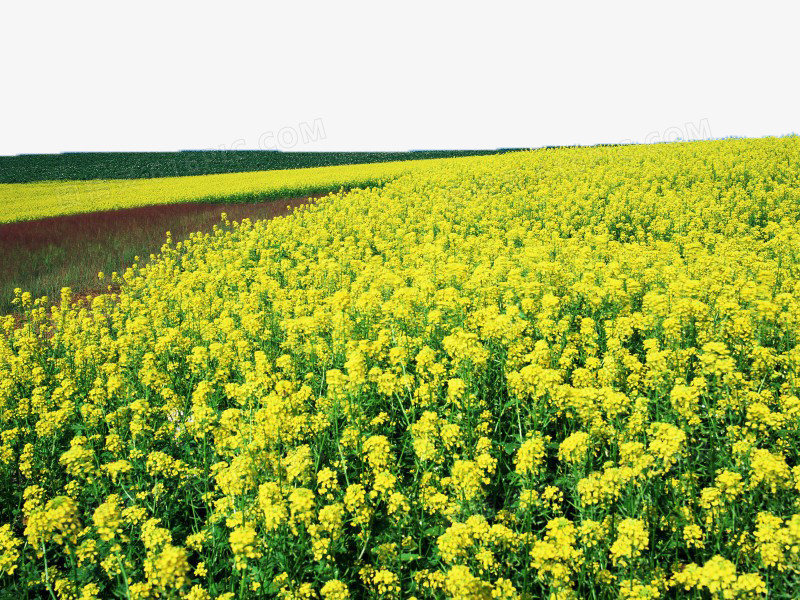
[1,0,798,155]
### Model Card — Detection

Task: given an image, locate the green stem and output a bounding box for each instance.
[41,543,59,600]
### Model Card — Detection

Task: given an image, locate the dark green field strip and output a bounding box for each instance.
[0,150,520,183]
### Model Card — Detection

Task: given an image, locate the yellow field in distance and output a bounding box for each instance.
[0,156,469,223]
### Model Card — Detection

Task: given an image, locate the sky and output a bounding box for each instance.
[1,0,797,155]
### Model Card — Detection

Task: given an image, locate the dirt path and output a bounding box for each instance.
[0,193,325,249]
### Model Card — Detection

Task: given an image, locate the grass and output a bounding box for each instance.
[0,194,318,315]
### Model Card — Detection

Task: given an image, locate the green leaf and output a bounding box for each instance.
[400,553,421,562]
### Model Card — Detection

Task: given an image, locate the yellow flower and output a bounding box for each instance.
[450,460,485,501]
[444,565,492,600]
[749,448,792,492]
[25,495,81,550]
[144,544,190,591]
[229,524,261,570]
[320,579,350,600]
[514,435,548,477]
[58,436,96,480]
[610,518,649,566]
[288,488,315,533]
[683,524,704,549]
[317,467,340,497]
[0,524,22,575]
[363,435,393,472]
[557,431,591,465]
[92,494,124,542]
[672,555,765,598]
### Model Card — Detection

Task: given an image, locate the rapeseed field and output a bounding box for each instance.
[1,136,799,598]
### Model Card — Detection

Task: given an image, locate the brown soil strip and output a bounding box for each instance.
[0,194,324,249]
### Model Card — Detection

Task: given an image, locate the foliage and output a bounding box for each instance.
[0,151,512,185]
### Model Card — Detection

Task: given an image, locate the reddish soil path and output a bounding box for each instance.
[0,194,323,249]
